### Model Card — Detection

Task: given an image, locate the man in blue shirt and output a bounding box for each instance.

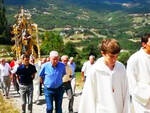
[16,54,37,113]
[39,51,66,113]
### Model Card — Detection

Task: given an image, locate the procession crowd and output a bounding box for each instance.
[0,34,150,113]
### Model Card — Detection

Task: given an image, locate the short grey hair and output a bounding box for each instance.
[1,58,5,61]
[69,57,74,60]
[89,55,95,59]
[61,55,68,60]
[49,51,59,57]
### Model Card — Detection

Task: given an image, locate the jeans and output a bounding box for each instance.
[44,85,64,113]
[19,84,33,113]
[63,81,74,112]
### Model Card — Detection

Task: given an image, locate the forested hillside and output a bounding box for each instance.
[0,0,148,66]
[4,0,150,13]
[0,0,10,44]
[3,0,150,39]
[3,0,150,29]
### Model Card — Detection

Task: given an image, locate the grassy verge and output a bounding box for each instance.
[75,72,84,90]
[0,93,20,113]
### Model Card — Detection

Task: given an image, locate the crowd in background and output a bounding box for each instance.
[0,53,77,113]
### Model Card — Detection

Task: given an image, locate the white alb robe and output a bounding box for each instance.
[78,57,129,113]
[127,48,150,113]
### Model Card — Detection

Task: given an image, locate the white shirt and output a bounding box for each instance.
[79,57,129,113]
[81,61,94,77]
[11,64,19,74]
[0,63,11,76]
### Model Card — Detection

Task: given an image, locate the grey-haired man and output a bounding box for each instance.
[39,51,66,113]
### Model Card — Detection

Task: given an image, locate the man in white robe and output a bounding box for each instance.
[30,58,41,104]
[79,39,130,113]
[127,34,150,113]
[81,55,95,82]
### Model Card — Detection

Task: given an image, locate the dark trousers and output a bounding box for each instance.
[44,85,64,113]
[40,83,42,95]
[12,74,19,93]
[63,81,74,112]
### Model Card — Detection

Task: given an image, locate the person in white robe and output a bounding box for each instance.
[30,58,41,104]
[127,34,150,113]
[81,55,95,82]
[78,39,130,113]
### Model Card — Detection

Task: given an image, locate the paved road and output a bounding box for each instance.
[7,84,81,113]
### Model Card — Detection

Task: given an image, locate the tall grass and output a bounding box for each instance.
[76,72,84,90]
[0,93,20,113]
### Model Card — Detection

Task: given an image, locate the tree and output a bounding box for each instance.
[40,31,64,55]
[82,43,100,59]
[63,41,78,57]
[118,51,131,66]
[0,0,10,44]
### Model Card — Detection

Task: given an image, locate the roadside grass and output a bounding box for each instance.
[75,72,84,90]
[0,93,20,113]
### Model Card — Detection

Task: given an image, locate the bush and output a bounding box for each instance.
[40,31,64,55]
[118,51,131,66]
[63,41,78,57]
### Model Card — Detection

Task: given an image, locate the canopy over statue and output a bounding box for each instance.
[11,7,40,60]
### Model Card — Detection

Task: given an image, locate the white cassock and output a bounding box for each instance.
[127,48,150,113]
[33,63,41,102]
[78,57,130,113]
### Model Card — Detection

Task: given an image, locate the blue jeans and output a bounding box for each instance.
[44,85,64,113]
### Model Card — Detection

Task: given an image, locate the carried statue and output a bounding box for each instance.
[11,7,40,60]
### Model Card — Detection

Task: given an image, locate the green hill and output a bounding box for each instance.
[4,0,150,30]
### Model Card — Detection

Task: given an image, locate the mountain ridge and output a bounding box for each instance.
[4,0,150,13]
[3,0,150,32]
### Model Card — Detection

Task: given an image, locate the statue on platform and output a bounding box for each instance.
[11,7,40,60]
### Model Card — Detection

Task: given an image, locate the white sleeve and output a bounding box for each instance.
[81,62,87,72]
[11,65,17,74]
[6,63,11,71]
[126,56,138,95]
[78,69,96,113]
[122,68,130,113]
